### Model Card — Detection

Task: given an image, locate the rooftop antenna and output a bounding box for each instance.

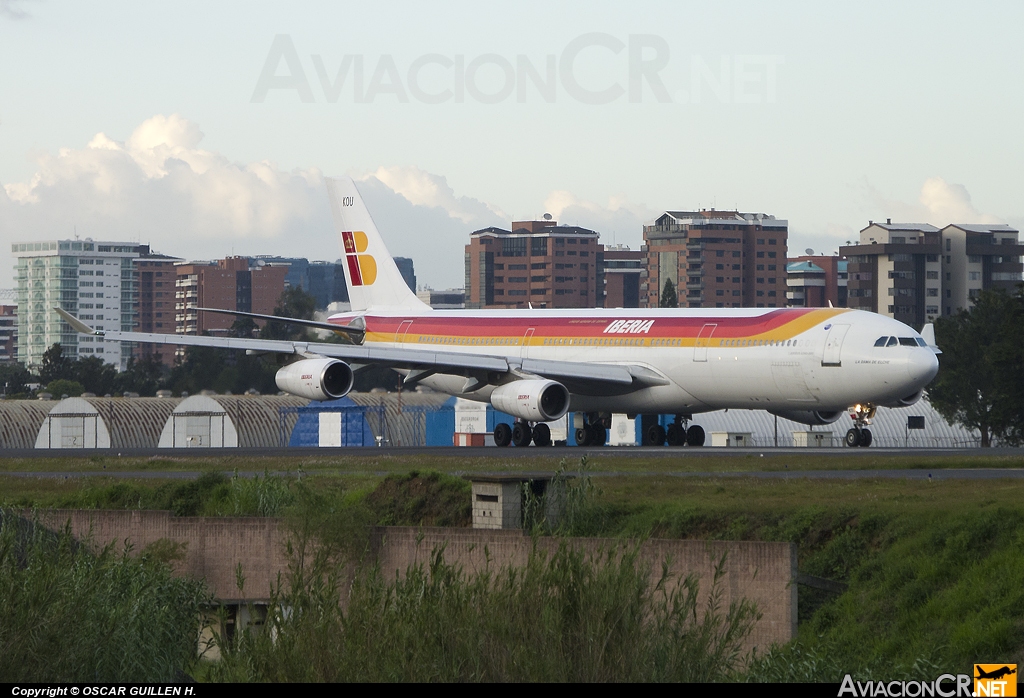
[543,213,552,221]
[805,248,814,256]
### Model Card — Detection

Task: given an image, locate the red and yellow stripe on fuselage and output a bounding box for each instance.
[328,308,852,350]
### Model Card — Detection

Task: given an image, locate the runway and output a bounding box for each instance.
[2,445,1023,459]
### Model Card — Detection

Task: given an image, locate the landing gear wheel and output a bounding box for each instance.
[512,422,533,448]
[686,425,706,447]
[532,423,551,447]
[645,425,666,446]
[667,423,686,446]
[859,428,872,447]
[845,428,861,448]
[494,423,512,448]
[590,424,607,447]
[575,427,591,447]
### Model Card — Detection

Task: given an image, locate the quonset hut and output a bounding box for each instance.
[34,396,182,449]
[0,400,55,449]
[157,394,307,448]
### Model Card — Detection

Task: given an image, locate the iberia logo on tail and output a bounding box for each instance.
[342,231,377,286]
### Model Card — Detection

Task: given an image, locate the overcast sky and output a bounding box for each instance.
[2,1,1022,291]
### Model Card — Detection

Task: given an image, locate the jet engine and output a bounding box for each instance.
[275,358,354,401]
[768,409,844,426]
[881,389,924,408]
[490,380,570,422]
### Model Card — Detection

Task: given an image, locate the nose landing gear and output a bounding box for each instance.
[845,403,876,448]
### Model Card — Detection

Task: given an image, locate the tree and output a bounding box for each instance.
[39,344,75,385]
[927,287,1024,447]
[0,362,35,397]
[261,287,317,341]
[659,279,678,309]
[116,354,168,396]
[44,379,85,398]
[73,356,118,396]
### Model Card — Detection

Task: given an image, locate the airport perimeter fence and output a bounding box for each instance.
[744,434,983,449]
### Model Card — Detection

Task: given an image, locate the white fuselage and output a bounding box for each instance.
[329,306,939,418]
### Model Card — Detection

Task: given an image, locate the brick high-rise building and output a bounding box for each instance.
[642,210,788,308]
[465,220,602,309]
[135,249,182,366]
[174,257,289,336]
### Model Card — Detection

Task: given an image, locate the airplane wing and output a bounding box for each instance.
[195,307,366,342]
[54,308,668,393]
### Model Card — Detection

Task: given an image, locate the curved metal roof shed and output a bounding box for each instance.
[34,396,182,449]
[0,400,56,449]
[158,394,306,448]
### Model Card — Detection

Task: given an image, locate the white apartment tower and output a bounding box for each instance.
[12,239,142,370]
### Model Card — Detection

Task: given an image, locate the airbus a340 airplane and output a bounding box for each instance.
[56,177,940,448]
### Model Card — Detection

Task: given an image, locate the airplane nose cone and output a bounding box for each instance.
[907,349,939,387]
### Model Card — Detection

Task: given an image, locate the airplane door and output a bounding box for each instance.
[395,320,414,345]
[693,323,717,362]
[521,328,535,359]
[822,324,850,366]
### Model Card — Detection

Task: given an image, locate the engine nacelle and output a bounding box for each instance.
[881,389,924,408]
[768,409,844,426]
[490,380,570,422]
[275,358,354,401]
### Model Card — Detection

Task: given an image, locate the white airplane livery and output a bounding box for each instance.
[56,177,941,448]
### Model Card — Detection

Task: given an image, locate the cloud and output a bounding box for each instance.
[0,0,38,20]
[0,113,666,294]
[369,166,506,225]
[867,176,1003,227]
[0,115,508,291]
[541,190,656,249]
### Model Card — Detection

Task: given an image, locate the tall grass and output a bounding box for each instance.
[0,510,208,682]
[209,539,758,682]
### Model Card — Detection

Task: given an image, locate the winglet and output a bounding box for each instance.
[54,307,101,335]
[920,323,942,354]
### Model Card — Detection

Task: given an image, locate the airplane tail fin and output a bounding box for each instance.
[326,177,431,313]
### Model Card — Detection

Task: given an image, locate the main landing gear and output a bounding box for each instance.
[845,403,876,448]
[643,414,706,447]
[493,421,552,447]
[575,415,609,447]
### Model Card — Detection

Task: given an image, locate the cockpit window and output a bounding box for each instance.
[899,337,917,347]
[874,337,888,347]
[886,336,898,347]
[915,337,928,347]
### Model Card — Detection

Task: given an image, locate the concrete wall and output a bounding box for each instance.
[33,510,797,652]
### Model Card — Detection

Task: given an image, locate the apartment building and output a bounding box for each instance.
[786,255,848,308]
[938,224,1023,315]
[642,210,789,308]
[174,257,288,336]
[0,301,16,363]
[465,219,602,309]
[135,250,182,366]
[12,239,143,370]
[600,245,644,308]
[840,221,943,329]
